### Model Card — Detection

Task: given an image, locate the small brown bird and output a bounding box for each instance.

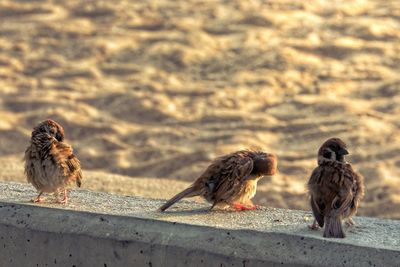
[24,119,82,204]
[307,138,364,238]
[160,150,277,212]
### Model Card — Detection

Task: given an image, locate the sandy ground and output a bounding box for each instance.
[0,0,399,219]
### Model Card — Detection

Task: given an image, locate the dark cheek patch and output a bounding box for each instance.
[323,151,331,159]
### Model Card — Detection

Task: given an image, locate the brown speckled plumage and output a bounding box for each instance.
[160,150,277,211]
[307,138,364,238]
[24,119,82,204]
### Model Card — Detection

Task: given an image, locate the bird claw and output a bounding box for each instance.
[56,189,69,205]
[31,197,44,203]
[56,198,68,205]
[232,203,257,211]
[308,220,320,230]
[345,218,355,227]
[31,192,44,203]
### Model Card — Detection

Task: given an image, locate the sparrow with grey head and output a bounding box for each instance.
[24,119,82,204]
[160,150,277,212]
[307,138,364,238]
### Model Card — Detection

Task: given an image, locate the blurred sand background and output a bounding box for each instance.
[0,0,399,219]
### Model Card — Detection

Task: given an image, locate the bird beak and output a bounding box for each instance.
[338,148,349,156]
[55,132,64,142]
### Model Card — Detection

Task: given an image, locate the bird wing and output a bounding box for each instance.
[330,183,353,217]
[24,142,61,188]
[330,165,363,218]
[212,155,254,204]
[352,170,365,204]
[66,154,83,187]
[54,141,83,187]
[308,166,325,227]
[311,162,362,220]
[24,146,36,185]
[343,170,365,218]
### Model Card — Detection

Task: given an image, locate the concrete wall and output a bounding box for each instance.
[0,182,399,267]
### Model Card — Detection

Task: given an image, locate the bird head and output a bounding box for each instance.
[252,153,278,176]
[317,137,349,164]
[32,119,65,142]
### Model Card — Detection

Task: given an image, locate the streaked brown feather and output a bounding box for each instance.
[307,138,364,238]
[24,120,83,196]
[160,150,277,211]
[210,156,253,206]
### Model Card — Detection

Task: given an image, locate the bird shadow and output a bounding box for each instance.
[13,199,61,207]
[153,205,256,220]
[156,207,212,217]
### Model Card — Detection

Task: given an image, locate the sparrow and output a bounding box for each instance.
[160,150,278,212]
[24,119,82,204]
[307,137,364,238]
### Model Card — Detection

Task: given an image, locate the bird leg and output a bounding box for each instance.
[57,189,69,204]
[31,191,44,203]
[232,202,257,211]
[308,220,320,230]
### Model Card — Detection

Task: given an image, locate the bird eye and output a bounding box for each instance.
[323,150,331,159]
[41,126,49,133]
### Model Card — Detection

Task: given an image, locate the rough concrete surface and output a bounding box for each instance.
[0,182,399,267]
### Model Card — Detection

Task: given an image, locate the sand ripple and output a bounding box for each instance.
[0,0,399,218]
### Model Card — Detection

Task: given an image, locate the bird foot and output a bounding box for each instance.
[56,189,69,205]
[31,197,44,203]
[232,203,257,211]
[345,218,355,227]
[308,220,320,230]
[56,198,68,205]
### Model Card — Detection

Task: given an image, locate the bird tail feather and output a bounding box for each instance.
[323,216,345,238]
[159,186,199,212]
[76,177,82,187]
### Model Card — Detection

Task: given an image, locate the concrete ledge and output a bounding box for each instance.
[0,182,399,267]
